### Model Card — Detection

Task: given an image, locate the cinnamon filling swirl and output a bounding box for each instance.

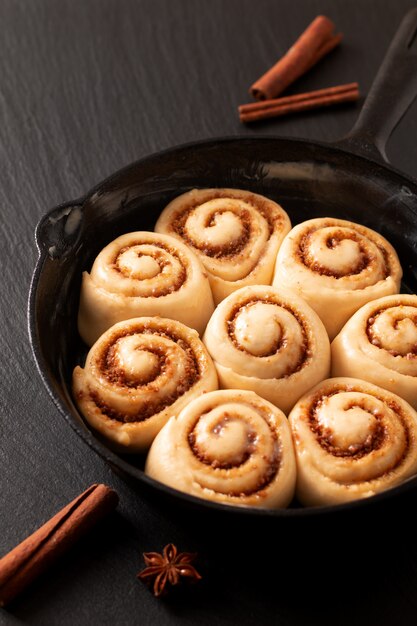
[173,206,252,257]
[307,388,410,465]
[187,414,281,497]
[73,317,218,452]
[309,395,385,458]
[226,297,309,371]
[78,231,216,345]
[112,242,188,296]
[145,389,296,508]
[156,189,291,305]
[91,391,188,424]
[366,308,417,357]
[298,228,381,278]
[274,218,402,340]
[170,189,280,247]
[89,330,200,423]
[288,377,417,505]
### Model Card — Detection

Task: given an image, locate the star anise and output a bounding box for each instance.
[137,543,202,597]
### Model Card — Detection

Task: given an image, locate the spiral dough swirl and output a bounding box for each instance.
[289,377,417,506]
[72,317,218,452]
[332,295,417,409]
[203,285,330,414]
[155,188,291,304]
[273,218,402,339]
[78,231,214,346]
[145,389,296,508]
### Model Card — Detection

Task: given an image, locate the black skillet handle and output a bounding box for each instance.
[336,8,417,162]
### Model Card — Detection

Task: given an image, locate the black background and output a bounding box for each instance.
[2,1,417,624]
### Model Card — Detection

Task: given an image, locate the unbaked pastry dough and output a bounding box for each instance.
[273,217,402,340]
[155,188,291,304]
[72,317,218,452]
[78,231,214,346]
[331,294,417,409]
[289,377,417,506]
[203,285,330,414]
[145,389,296,508]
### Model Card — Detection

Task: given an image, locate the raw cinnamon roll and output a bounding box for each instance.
[203,285,330,414]
[72,317,218,452]
[145,389,296,508]
[289,377,417,506]
[154,188,291,304]
[78,231,214,346]
[332,295,417,409]
[273,218,402,340]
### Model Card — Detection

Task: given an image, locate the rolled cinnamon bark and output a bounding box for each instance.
[239,83,359,123]
[250,15,342,100]
[0,484,118,607]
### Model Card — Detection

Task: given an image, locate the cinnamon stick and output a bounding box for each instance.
[0,483,119,607]
[239,83,359,123]
[250,15,342,100]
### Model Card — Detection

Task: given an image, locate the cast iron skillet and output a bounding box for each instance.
[29,10,417,521]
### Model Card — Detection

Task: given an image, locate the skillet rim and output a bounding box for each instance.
[28,132,417,519]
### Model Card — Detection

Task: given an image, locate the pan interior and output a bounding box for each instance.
[31,136,417,514]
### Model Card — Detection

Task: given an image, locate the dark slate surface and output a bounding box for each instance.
[2,1,417,624]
